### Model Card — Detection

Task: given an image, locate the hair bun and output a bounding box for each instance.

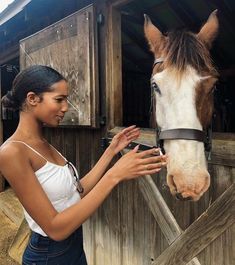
[1,90,19,111]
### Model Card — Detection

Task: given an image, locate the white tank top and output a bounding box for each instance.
[7,141,81,237]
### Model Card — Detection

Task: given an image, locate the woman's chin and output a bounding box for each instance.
[42,122,60,127]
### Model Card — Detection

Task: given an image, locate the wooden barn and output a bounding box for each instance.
[0,0,234,264]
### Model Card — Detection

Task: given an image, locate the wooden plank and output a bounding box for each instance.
[106,4,122,128]
[109,127,235,166]
[152,183,235,265]
[209,139,235,167]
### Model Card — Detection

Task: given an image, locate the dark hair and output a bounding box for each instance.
[1,65,66,111]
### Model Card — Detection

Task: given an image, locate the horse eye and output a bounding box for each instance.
[151,82,161,95]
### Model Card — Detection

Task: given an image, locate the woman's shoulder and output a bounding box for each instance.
[0,140,28,164]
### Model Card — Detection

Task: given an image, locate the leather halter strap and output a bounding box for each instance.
[159,128,205,141]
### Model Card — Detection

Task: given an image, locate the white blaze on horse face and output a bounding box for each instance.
[153,66,210,200]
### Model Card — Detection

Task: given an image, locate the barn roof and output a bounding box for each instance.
[0,0,31,26]
[120,0,235,72]
[0,0,234,71]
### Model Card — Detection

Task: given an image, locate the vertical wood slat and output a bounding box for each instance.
[106,3,122,128]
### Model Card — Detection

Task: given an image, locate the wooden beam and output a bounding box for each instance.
[106,3,123,128]
[152,183,235,265]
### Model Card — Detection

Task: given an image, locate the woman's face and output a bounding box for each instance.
[34,80,69,126]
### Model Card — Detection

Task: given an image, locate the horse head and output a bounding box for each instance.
[144,11,219,201]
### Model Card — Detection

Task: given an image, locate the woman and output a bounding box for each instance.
[0,65,166,264]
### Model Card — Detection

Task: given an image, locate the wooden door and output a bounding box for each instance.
[20,4,99,128]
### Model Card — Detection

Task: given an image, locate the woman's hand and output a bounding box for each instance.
[107,146,167,183]
[108,125,140,155]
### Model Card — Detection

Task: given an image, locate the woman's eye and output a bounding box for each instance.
[151,82,161,95]
[55,98,64,102]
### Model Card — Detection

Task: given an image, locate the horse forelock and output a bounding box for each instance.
[162,30,217,77]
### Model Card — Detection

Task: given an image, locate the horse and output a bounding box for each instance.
[144,10,219,201]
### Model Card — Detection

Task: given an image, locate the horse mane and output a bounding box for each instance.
[163,30,218,76]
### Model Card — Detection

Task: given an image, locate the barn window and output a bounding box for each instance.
[20,4,99,128]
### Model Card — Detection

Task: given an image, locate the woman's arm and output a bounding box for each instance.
[80,147,115,196]
[0,143,165,241]
[81,126,140,196]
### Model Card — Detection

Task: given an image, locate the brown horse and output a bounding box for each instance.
[144,10,219,201]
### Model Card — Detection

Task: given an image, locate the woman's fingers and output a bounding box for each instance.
[138,148,161,157]
[126,129,140,140]
[139,168,162,175]
[115,126,139,140]
[142,155,167,164]
[141,162,165,171]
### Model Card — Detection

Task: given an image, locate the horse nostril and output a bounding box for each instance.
[175,193,183,200]
[175,193,192,201]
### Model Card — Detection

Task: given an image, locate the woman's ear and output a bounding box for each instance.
[26,92,41,107]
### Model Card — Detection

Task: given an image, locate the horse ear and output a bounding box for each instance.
[144,14,164,54]
[197,10,219,48]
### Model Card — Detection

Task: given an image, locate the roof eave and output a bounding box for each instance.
[0,0,32,26]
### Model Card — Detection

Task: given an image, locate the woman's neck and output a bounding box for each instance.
[12,112,45,142]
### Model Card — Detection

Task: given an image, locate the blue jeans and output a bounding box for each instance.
[22,227,87,265]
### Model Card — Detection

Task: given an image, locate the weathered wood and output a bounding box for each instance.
[120,150,202,265]
[137,175,182,243]
[153,183,235,265]
[106,4,122,128]
[138,175,202,265]
[20,5,99,127]
[210,139,235,167]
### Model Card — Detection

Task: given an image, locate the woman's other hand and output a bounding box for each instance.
[108,125,140,155]
[107,146,167,183]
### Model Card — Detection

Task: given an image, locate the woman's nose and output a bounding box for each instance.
[62,100,69,112]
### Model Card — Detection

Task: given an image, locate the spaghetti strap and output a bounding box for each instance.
[49,143,67,160]
[6,140,48,162]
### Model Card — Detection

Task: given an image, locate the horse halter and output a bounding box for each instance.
[152,58,212,160]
